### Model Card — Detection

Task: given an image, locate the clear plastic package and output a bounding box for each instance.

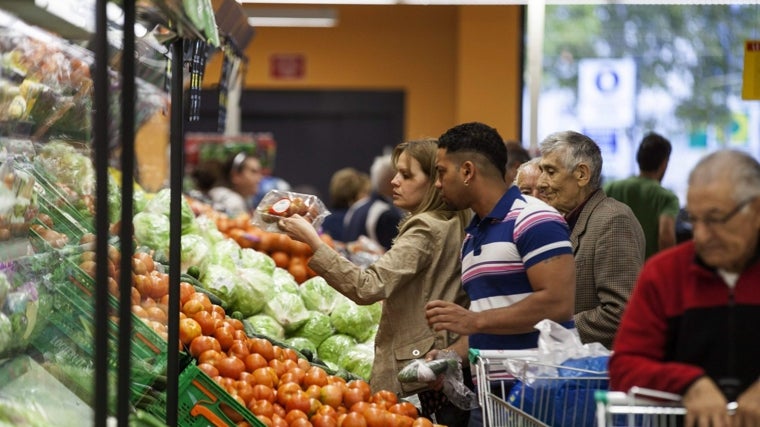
[252,189,329,233]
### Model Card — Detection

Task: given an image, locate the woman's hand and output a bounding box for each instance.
[277,214,323,250]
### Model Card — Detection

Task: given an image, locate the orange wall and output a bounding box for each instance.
[204,5,522,141]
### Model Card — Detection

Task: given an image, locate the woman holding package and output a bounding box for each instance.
[277,139,471,426]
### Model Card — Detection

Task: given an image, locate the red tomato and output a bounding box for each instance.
[361,406,388,427]
[252,384,276,403]
[179,318,202,346]
[244,353,268,372]
[303,366,329,388]
[252,367,278,388]
[343,387,366,410]
[370,390,397,410]
[217,356,246,380]
[197,363,219,378]
[192,310,219,336]
[287,391,313,417]
[310,414,338,427]
[284,409,308,425]
[338,412,367,427]
[189,335,221,358]
[179,281,195,305]
[228,340,251,360]
[319,384,343,408]
[198,349,223,366]
[388,402,418,419]
[346,380,371,402]
[214,324,236,352]
[411,417,434,427]
[249,337,275,361]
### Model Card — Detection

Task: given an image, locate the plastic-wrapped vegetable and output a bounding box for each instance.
[299,276,341,315]
[397,358,459,383]
[292,311,334,348]
[317,334,356,366]
[245,314,285,340]
[338,343,374,381]
[263,291,310,333]
[330,298,377,342]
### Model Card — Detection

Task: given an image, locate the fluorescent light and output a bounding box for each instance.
[247,8,338,27]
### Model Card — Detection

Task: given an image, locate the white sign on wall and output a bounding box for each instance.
[578,58,637,129]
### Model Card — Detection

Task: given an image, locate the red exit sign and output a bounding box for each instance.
[270,54,306,80]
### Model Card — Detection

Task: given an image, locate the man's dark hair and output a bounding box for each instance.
[637,132,672,172]
[438,122,507,177]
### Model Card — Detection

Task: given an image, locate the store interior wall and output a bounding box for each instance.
[202,5,523,141]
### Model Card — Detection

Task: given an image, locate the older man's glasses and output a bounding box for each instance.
[685,197,756,228]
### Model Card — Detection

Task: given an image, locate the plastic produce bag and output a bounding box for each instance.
[252,190,330,233]
[504,320,610,427]
[397,350,479,410]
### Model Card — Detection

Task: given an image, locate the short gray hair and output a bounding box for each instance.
[539,130,603,190]
[514,157,540,184]
[689,150,760,203]
[370,153,395,191]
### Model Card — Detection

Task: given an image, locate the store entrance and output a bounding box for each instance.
[188,89,405,200]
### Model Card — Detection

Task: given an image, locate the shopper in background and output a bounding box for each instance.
[320,167,370,242]
[190,152,263,217]
[504,139,532,185]
[343,153,404,250]
[514,157,544,200]
[610,150,760,427]
[537,130,645,349]
[604,132,680,259]
[425,122,576,427]
[278,139,472,426]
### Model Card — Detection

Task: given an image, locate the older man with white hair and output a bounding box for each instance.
[610,149,760,427]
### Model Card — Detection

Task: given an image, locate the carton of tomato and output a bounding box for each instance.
[252,189,330,233]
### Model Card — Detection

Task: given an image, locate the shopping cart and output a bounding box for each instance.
[471,349,609,427]
[595,387,738,427]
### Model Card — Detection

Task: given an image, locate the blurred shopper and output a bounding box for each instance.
[278,139,472,425]
[504,139,532,185]
[537,130,645,349]
[343,153,403,250]
[605,132,680,259]
[191,152,263,216]
[514,157,544,200]
[610,150,760,427]
[321,167,370,242]
[425,122,576,427]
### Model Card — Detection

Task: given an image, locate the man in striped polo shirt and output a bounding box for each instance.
[425,122,577,425]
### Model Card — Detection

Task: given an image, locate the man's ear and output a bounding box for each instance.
[574,163,591,187]
[461,160,475,180]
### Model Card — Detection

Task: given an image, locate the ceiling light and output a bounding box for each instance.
[247,8,338,27]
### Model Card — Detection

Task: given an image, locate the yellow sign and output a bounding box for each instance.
[742,40,760,100]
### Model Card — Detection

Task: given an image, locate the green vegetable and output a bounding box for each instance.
[185,266,201,280]
[0,313,12,354]
[0,271,9,306]
[263,291,310,333]
[397,358,458,383]
[284,336,318,356]
[317,334,356,366]
[299,276,342,314]
[144,188,198,235]
[273,267,299,294]
[245,314,285,340]
[133,212,170,254]
[338,343,374,380]
[292,311,334,348]
[180,234,210,273]
[330,299,377,342]
[238,248,275,274]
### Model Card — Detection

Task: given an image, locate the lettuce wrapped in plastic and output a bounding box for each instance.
[273,267,299,294]
[292,311,334,348]
[133,211,170,254]
[201,264,272,317]
[203,239,240,271]
[299,276,341,315]
[368,301,382,324]
[144,188,198,234]
[330,299,377,342]
[246,313,285,340]
[317,333,357,365]
[180,234,210,274]
[194,215,225,244]
[239,248,275,275]
[35,141,94,197]
[338,343,374,380]
[0,312,11,355]
[263,291,310,333]
[284,337,317,356]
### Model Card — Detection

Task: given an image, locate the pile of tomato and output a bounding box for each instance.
[79,245,437,427]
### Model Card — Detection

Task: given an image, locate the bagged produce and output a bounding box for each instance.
[252,189,329,233]
[330,298,376,342]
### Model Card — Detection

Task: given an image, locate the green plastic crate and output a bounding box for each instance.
[145,363,266,427]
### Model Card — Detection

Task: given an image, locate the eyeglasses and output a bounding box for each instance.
[685,197,756,228]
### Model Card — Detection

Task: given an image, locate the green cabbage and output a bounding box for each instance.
[180,234,210,273]
[338,343,374,380]
[194,215,225,244]
[330,299,377,342]
[203,239,240,271]
[292,311,334,348]
[200,264,268,317]
[246,314,285,340]
[273,267,299,294]
[263,292,310,333]
[317,334,357,365]
[133,212,170,253]
[299,276,341,314]
[284,336,317,356]
[239,248,276,275]
[144,188,198,234]
[368,301,382,324]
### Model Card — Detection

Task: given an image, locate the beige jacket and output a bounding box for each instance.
[309,211,469,396]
